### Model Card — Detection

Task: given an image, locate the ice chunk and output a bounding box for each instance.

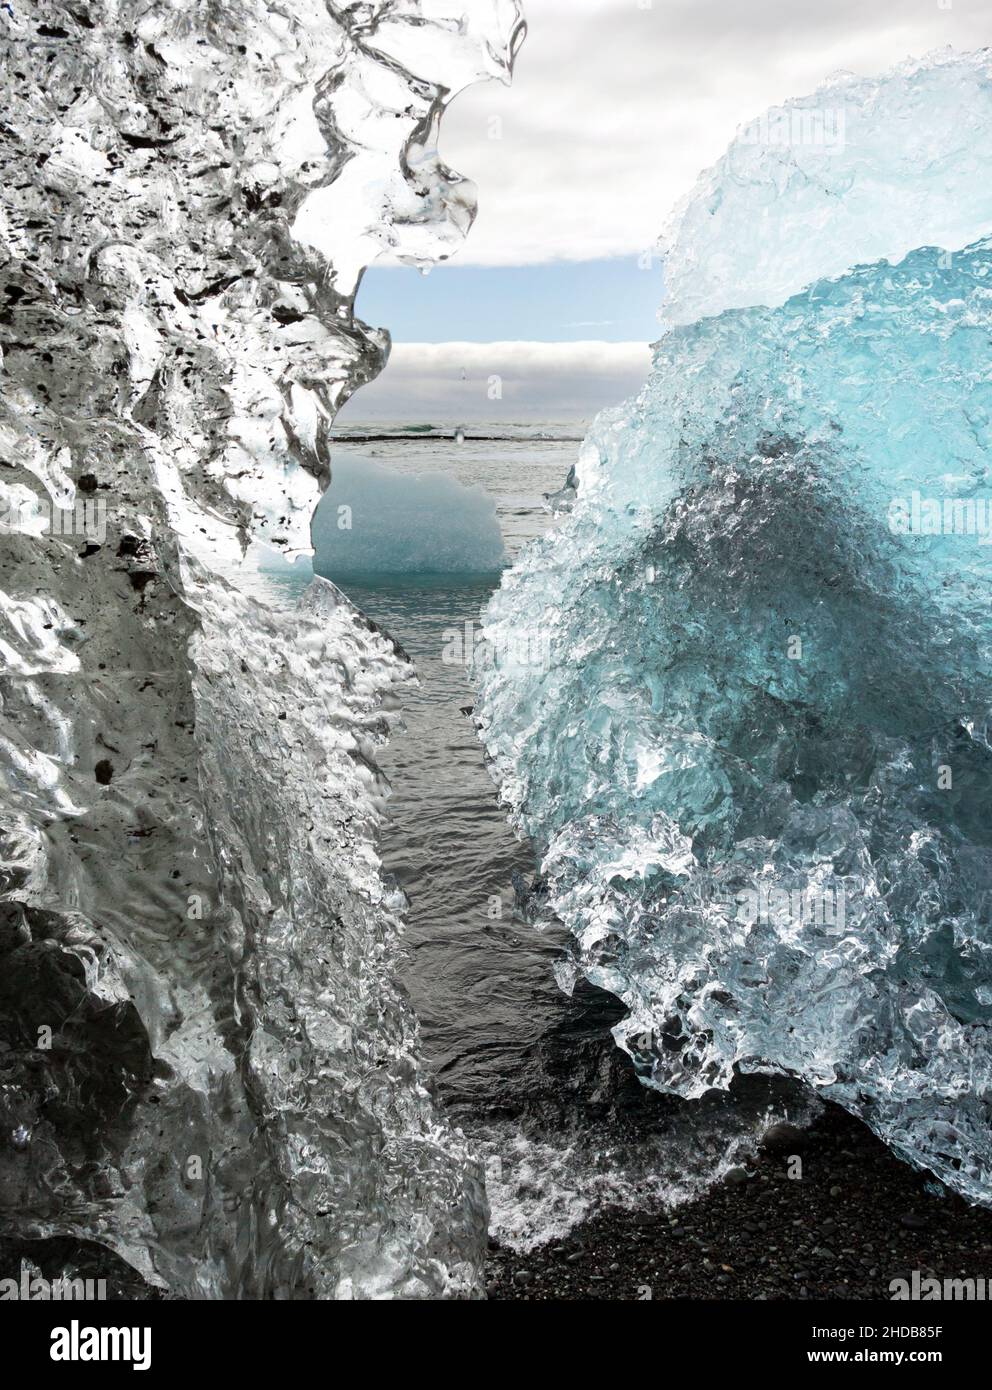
[0,0,521,1299]
[477,49,992,1209]
[661,48,992,326]
[313,453,507,576]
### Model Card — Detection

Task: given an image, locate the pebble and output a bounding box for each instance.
[900,1212,928,1231]
[483,1108,992,1301]
[760,1122,805,1152]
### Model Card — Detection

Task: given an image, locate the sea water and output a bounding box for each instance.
[261,426,810,1250]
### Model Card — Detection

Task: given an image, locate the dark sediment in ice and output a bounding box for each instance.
[0,0,521,1298]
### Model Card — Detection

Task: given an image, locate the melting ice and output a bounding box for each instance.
[0,0,522,1299]
[476,48,992,1207]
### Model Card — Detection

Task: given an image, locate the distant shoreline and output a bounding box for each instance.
[331,430,585,444]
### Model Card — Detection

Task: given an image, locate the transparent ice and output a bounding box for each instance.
[660,48,992,327]
[477,49,992,1207]
[0,0,522,1297]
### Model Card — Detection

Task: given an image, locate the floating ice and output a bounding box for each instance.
[313,454,507,577]
[477,48,992,1207]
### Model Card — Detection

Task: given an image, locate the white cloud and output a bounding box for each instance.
[336,340,650,421]
[429,0,991,265]
[346,2,992,423]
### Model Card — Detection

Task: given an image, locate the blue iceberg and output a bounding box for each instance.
[313,453,507,577]
[476,49,992,1204]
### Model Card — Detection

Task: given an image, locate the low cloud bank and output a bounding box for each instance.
[339,340,651,423]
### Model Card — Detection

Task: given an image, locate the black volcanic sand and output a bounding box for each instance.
[486,1103,992,1301]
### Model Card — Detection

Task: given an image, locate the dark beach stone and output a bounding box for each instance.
[760,1121,805,1152]
[900,1212,927,1230]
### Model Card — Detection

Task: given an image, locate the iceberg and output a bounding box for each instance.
[476,49,992,1206]
[313,454,507,577]
[0,0,522,1298]
[659,47,992,328]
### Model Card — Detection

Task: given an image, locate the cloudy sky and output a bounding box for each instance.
[341,0,990,424]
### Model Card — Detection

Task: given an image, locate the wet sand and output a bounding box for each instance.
[486,1103,992,1302]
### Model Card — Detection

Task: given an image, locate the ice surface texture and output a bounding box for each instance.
[0,0,522,1297]
[660,48,992,327]
[477,49,992,1205]
[313,453,507,575]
